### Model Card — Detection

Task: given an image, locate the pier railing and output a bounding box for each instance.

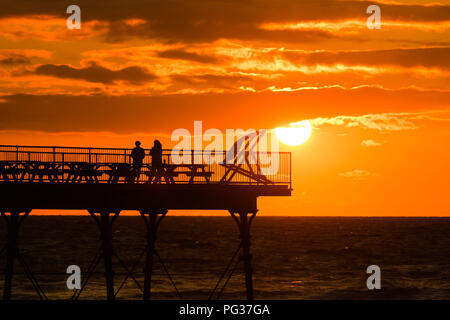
[0,145,291,187]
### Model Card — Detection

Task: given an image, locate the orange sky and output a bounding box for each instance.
[1,0,449,216]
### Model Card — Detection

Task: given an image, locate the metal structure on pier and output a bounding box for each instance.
[0,144,291,300]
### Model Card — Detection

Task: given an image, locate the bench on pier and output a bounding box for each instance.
[103,163,135,183]
[176,167,212,183]
[0,161,64,183]
[65,162,102,183]
[145,164,212,184]
[0,162,25,182]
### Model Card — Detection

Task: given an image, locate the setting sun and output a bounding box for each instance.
[275,120,312,146]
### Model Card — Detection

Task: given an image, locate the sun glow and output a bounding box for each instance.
[275,120,312,146]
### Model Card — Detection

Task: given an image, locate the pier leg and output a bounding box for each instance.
[140,209,167,300]
[229,210,257,300]
[1,209,30,301]
[89,210,119,301]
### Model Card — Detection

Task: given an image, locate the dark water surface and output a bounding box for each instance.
[1,216,450,300]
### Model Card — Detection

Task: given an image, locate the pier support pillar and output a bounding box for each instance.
[140,209,168,300]
[1,209,31,301]
[229,210,257,300]
[89,210,119,301]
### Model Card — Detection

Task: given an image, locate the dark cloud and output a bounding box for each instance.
[157,50,221,64]
[282,47,450,69]
[0,56,30,66]
[171,73,253,85]
[2,1,449,44]
[103,19,334,44]
[168,73,256,91]
[3,1,450,22]
[1,87,449,133]
[33,62,157,84]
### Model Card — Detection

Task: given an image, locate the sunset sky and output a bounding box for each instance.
[1,0,449,216]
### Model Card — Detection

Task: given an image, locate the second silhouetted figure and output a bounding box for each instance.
[150,140,163,167]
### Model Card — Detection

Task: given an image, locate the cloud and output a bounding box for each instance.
[0,56,30,66]
[1,1,449,44]
[33,62,157,84]
[260,20,450,33]
[307,112,420,131]
[339,169,377,179]
[0,2,347,44]
[0,16,108,41]
[170,73,254,89]
[0,88,449,134]
[282,47,450,70]
[361,139,382,147]
[2,1,450,23]
[0,49,52,66]
[157,49,222,64]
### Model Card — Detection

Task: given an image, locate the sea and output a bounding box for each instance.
[1,216,450,300]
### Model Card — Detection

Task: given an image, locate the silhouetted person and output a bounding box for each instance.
[150,140,163,167]
[130,140,145,182]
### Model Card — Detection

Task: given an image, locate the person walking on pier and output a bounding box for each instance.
[150,140,163,167]
[130,140,145,183]
[149,140,164,183]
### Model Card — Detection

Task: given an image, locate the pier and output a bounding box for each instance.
[0,144,291,300]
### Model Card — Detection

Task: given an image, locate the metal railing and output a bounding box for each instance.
[0,145,291,187]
